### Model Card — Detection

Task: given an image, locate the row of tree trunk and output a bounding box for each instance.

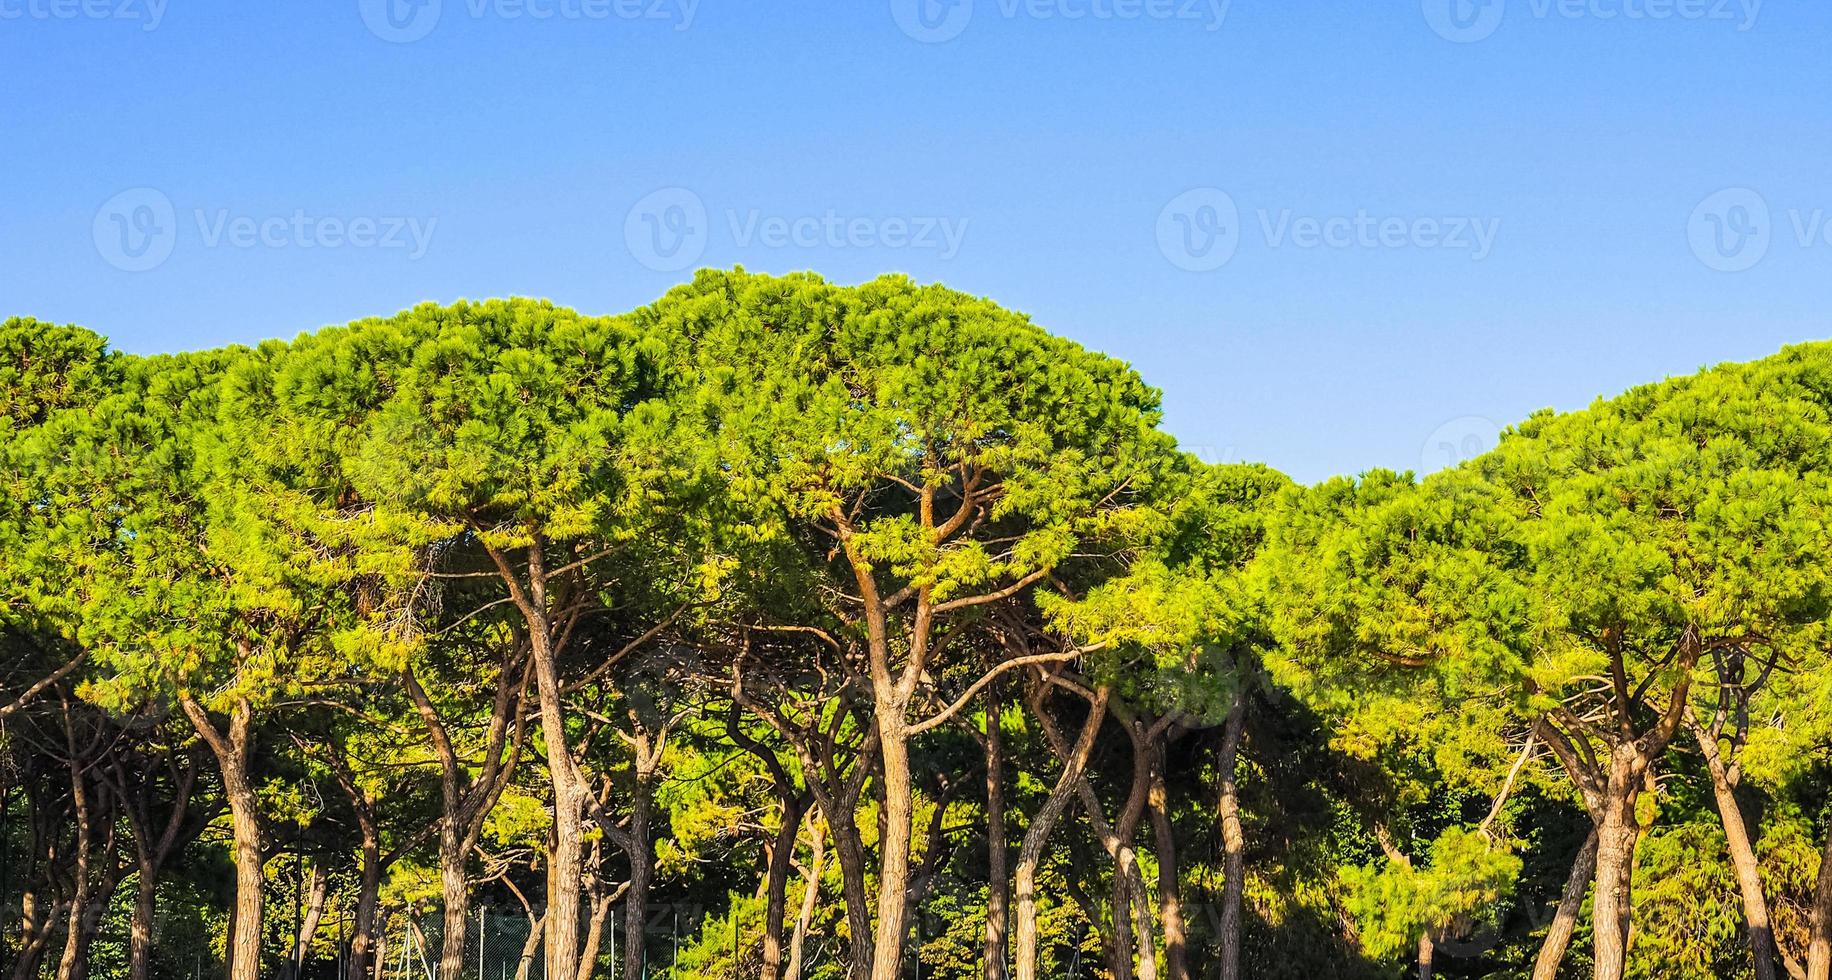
[15,647,1832,980]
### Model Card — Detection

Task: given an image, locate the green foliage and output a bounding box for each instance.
[1340,828,1521,962]
[7,282,1832,980]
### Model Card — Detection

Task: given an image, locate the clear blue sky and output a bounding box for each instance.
[4,0,1828,483]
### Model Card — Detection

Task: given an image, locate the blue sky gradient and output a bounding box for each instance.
[3,0,1827,482]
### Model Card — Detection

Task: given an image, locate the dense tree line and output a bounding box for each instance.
[2,268,1830,980]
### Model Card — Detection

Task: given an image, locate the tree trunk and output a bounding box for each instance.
[870,714,914,980]
[1114,719,1157,980]
[129,861,158,980]
[402,655,526,980]
[516,911,547,980]
[1531,830,1598,980]
[1693,719,1781,980]
[180,694,264,980]
[1105,857,1139,980]
[70,882,121,980]
[984,687,1010,980]
[785,822,825,980]
[13,897,59,980]
[224,781,266,980]
[1591,748,1645,980]
[1417,932,1435,980]
[289,859,329,979]
[350,820,383,980]
[547,799,585,980]
[1015,687,1109,980]
[1215,694,1247,980]
[762,794,808,980]
[579,891,618,980]
[438,825,470,980]
[1812,816,1832,980]
[1147,740,1188,980]
[621,779,656,980]
[55,740,93,980]
[828,812,876,980]
[1040,695,1146,980]
[486,538,584,980]
[1120,848,1159,980]
[371,913,390,980]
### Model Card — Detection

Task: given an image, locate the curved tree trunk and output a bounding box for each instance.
[1812,819,1832,980]
[1693,719,1781,980]
[180,693,264,980]
[829,812,876,979]
[785,822,826,980]
[1531,830,1598,980]
[1117,848,1158,980]
[984,686,1010,980]
[55,726,93,980]
[1215,695,1247,980]
[287,860,329,980]
[12,893,63,980]
[762,794,809,980]
[1148,748,1188,980]
[515,910,547,980]
[579,889,618,980]
[1015,687,1109,980]
[480,538,585,980]
[350,821,384,980]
